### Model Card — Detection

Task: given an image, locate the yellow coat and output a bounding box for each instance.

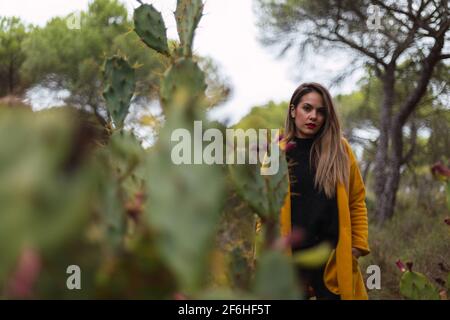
[280,137,370,300]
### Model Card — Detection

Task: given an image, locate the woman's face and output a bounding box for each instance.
[291,91,326,138]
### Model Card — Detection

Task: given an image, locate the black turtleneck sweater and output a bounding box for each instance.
[286,136,339,252]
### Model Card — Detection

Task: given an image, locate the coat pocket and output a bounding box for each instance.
[324,250,364,297]
[323,249,339,295]
[352,255,369,299]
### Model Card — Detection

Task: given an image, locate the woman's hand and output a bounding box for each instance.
[352,247,363,259]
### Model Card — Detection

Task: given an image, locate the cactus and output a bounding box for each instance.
[102,55,136,128]
[252,250,302,299]
[160,58,207,114]
[397,261,441,300]
[175,0,204,57]
[215,180,258,289]
[228,143,288,221]
[229,246,252,290]
[145,117,225,294]
[131,0,227,296]
[133,4,170,56]
[96,129,145,247]
[228,140,288,249]
[447,272,450,291]
[130,0,308,299]
[108,129,144,172]
[0,108,98,287]
[400,270,441,300]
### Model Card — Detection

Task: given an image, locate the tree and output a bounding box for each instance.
[20,0,148,125]
[234,100,287,130]
[0,17,29,97]
[19,0,231,127]
[335,70,450,186]
[255,0,450,223]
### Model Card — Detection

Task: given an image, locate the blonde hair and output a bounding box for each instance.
[283,82,349,198]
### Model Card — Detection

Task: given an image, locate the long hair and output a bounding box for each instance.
[283,82,349,198]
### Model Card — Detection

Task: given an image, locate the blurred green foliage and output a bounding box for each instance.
[0,16,29,96]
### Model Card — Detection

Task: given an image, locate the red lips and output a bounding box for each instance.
[306,123,317,129]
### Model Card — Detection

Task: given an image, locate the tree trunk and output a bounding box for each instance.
[362,158,372,183]
[378,122,403,223]
[373,66,395,224]
[374,33,445,224]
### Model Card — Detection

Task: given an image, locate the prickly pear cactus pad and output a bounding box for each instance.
[0,108,98,285]
[175,0,204,57]
[228,143,288,221]
[160,58,207,114]
[400,270,440,300]
[145,118,225,294]
[102,55,135,128]
[133,4,170,56]
[253,250,302,299]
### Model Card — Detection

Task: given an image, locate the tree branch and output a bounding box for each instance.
[317,32,387,68]
[390,21,420,63]
[395,29,446,126]
[371,0,411,18]
[372,0,443,35]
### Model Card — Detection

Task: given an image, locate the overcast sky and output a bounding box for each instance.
[0,0,360,124]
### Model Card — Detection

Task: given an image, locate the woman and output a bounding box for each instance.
[280,82,370,300]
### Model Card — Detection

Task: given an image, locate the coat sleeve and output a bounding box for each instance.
[343,138,371,256]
